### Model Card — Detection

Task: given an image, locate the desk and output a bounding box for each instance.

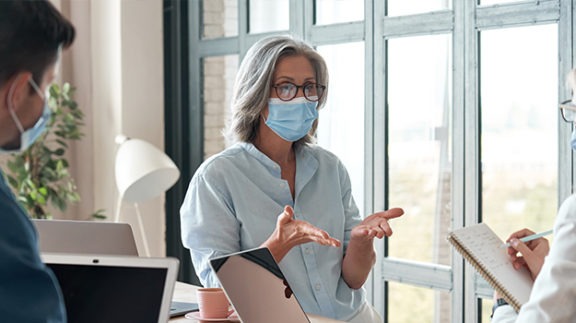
[170,282,345,323]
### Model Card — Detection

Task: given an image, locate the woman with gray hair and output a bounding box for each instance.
[181,35,404,322]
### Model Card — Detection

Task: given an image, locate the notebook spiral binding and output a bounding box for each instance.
[447,234,522,312]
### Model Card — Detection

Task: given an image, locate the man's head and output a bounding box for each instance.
[0,0,75,151]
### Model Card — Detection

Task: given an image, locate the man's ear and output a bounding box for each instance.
[3,72,33,112]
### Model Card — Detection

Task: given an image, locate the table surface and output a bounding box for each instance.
[169,282,345,323]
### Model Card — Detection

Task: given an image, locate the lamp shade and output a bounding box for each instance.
[115,136,180,203]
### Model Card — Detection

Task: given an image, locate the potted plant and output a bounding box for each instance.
[3,82,104,219]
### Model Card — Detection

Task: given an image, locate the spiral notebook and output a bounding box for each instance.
[447,223,533,311]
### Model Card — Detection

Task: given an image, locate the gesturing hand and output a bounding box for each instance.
[505,228,550,280]
[350,207,404,242]
[342,207,404,289]
[262,206,341,262]
[274,205,341,248]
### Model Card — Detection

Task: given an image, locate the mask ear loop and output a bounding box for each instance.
[6,77,26,134]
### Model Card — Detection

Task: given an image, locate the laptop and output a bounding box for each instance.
[33,219,140,256]
[42,253,179,323]
[35,220,198,317]
[209,247,310,323]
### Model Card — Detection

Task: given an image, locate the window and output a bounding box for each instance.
[387,0,451,16]
[387,33,453,265]
[202,55,239,158]
[315,0,364,25]
[480,24,558,239]
[169,1,573,322]
[317,42,366,215]
[249,0,289,33]
[202,0,238,39]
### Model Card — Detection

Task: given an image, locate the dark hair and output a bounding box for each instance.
[0,0,75,86]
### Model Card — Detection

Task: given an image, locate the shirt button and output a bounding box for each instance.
[315,283,322,291]
[305,248,312,255]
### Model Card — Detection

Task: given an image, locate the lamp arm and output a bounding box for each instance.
[134,203,151,257]
[114,192,124,223]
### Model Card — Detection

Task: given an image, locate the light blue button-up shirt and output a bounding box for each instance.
[180,142,365,320]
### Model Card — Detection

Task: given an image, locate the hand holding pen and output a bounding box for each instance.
[504,228,552,280]
[501,229,553,248]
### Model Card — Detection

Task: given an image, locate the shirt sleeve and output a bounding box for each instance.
[180,172,241,287]
[337,159,362,252]
[491,305,517,323]
[514,194,576,321]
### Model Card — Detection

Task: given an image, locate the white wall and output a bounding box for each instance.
[61,0,166,256]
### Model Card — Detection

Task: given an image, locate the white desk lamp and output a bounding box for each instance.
[114,135,180,256]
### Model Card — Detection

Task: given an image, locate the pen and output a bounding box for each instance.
[500,229,554,249]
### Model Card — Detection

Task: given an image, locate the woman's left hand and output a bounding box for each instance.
[351,208,404,242]
[342,207,404,289]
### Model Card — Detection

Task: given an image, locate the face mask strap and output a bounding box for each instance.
[6,78,26,134]
[28,77,46,100]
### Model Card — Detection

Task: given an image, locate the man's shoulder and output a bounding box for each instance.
[0,170,39,258]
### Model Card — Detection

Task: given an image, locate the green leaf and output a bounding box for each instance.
[38,187,48,195]
[2,81,102,219]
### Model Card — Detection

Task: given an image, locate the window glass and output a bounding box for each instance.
[315,0,364,25]
[480,24,558,241]
[317,42,365,216]
[387,34,453,265]
[480,0,522,6]
[388,282,451,322]
[480,298,493,323]
[202,55,239,158]
[388,35,452,264]
[387,0,452,16]
[202,0,238,39]
[249,0,289,34]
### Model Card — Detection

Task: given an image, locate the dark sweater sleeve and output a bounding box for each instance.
[0,172,66,323]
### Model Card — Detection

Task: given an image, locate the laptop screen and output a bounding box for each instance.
[43,254,179,323]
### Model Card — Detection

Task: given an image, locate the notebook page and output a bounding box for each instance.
[451,223,533,306]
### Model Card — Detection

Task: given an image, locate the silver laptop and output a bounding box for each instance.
[33,219,139,256]
[35,220,198,317]
[42,253,179,323]
[209,247,310,323]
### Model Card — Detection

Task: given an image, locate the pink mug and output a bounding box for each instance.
[196,288,233,319]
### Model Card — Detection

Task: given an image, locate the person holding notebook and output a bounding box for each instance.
[0,1,75,322]
[491,69,576,322]
[180,35,404,323]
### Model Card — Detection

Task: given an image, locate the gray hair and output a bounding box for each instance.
[226,35,329,147]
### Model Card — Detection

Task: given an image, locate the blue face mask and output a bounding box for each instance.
[264,96,319,142]
[0,78,51,154]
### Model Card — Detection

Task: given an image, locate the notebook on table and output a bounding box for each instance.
[209,247,310,323]
[42,253,179,323]
[447,223,534,311]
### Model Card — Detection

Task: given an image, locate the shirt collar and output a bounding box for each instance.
[237,142,319,195]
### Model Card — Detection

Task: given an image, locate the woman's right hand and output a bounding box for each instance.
[261,205,341,262]
[505,228,550,280]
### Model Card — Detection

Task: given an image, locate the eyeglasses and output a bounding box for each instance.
[560,100,576,123]
[271,82,326,102]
